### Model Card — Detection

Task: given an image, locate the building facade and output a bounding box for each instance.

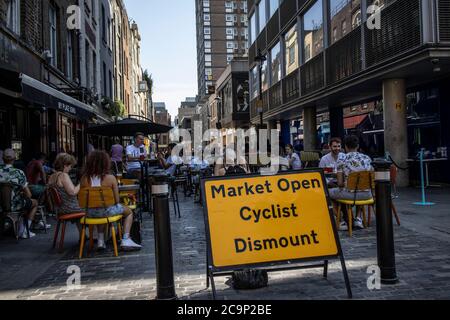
[153,102,172,150]
[0,0,149,165]
[196,0,249,98]
[248,0,450,186]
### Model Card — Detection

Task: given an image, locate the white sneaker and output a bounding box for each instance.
[97,240,106,251]
[339,221,348,231]
[36,221,52,230]
[353,217,365,230]
[121,238,142,250]
[20,231,36,239]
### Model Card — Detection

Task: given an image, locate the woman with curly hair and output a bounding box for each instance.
[80,151,141,251]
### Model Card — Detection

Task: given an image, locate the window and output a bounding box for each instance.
[203,1,210,8]
[204,27,211,34]
[49,5,58,67]
[249,12,256,44]
[227,42,234,49]
[250,67,259,99]
[269,0,279,18]
[270,42,281,85]
[103,62,107,96]
[226,14,233,22]
[352,10,361,29]
[6,0,20,34]
[226,28,233,35]
[261,59,268,92]
[284,24,298,76]
[225,1,233,8]
[93,50,97,89]
[341,20,347,35]
[101,5,106,42]
[85,41,90,88]
[67,31,73,80]
[204,14,210,21]
[258,0,266,34]
[303,1,323,63]
[204,41,211,48]
[205,54,212,62]
[330,0,360,44]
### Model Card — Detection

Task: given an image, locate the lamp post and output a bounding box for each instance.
[254,49,267,129]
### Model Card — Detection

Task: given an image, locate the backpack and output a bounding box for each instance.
[232,269,269,290]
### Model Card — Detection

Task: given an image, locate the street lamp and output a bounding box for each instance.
[254,49,267,128]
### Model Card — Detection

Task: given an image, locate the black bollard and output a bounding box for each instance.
[373,159,399,285]
[152,173,177,300]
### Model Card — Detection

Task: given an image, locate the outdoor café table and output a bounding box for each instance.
[406,157,448,188]
[138,158,160,213]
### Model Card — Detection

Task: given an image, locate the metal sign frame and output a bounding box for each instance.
[201,169,352,300]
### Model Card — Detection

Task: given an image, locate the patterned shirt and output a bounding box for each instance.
[336,152,373,181]
[0,164,29,212]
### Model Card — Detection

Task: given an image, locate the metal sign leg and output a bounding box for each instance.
[339,254,353,299]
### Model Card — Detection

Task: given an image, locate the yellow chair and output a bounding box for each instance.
[334,171,375,237]
[78,187,123,258]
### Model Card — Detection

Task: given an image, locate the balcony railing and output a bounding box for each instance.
[301,52,325,95]
[249,0,441,119]
[283,69,299,103]
[327,26,362,85]
[439,0,450,42]
[269,81,282,109]
[365,0,421,67]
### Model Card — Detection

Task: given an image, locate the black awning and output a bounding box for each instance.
[19,74,95,120]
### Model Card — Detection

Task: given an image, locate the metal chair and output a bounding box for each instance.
[0,182,30,240]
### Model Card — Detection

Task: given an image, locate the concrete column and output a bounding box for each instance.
[383,79,409,187]
[330,107,344,140]
[281,120,291,147]
[303,107,318,151]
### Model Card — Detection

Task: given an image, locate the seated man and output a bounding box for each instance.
[319,138,344,187]
[329,135,373,231]
[26,152,48,200]
[158,143,181,176]
[0,149,38,239]
[125,132,147,179]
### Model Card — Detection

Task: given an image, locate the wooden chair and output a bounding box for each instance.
[47,186,86,253]
[334,171,375,237]
[78,187,123,258]
[0,182,29,240]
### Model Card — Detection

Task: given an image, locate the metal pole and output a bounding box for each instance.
[373,159,398,285]
[152,174,177,300]
[414,149,435,206]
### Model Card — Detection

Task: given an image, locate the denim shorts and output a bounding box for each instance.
[87,204,125,218]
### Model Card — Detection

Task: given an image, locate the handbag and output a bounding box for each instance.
[231,269,269,290]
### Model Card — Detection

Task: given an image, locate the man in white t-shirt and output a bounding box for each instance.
[319,138,344,170]
[126,132,147,178]
[158,143,181,176]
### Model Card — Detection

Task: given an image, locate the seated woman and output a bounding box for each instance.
[48,153,83,231]
[80,151,142,251]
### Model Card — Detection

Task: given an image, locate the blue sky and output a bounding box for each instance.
[123,0,198,119]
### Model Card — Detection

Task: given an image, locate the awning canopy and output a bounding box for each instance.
[20,74,95,119]
[0,69,96,120]
[86,117,173,137]
[344,115,368,129]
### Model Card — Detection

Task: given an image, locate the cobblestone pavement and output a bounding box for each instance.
[1,188,450,300]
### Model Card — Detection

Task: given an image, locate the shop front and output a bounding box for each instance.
[0,71,96,166]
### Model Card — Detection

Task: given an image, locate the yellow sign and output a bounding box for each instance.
[203,171,339,269]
